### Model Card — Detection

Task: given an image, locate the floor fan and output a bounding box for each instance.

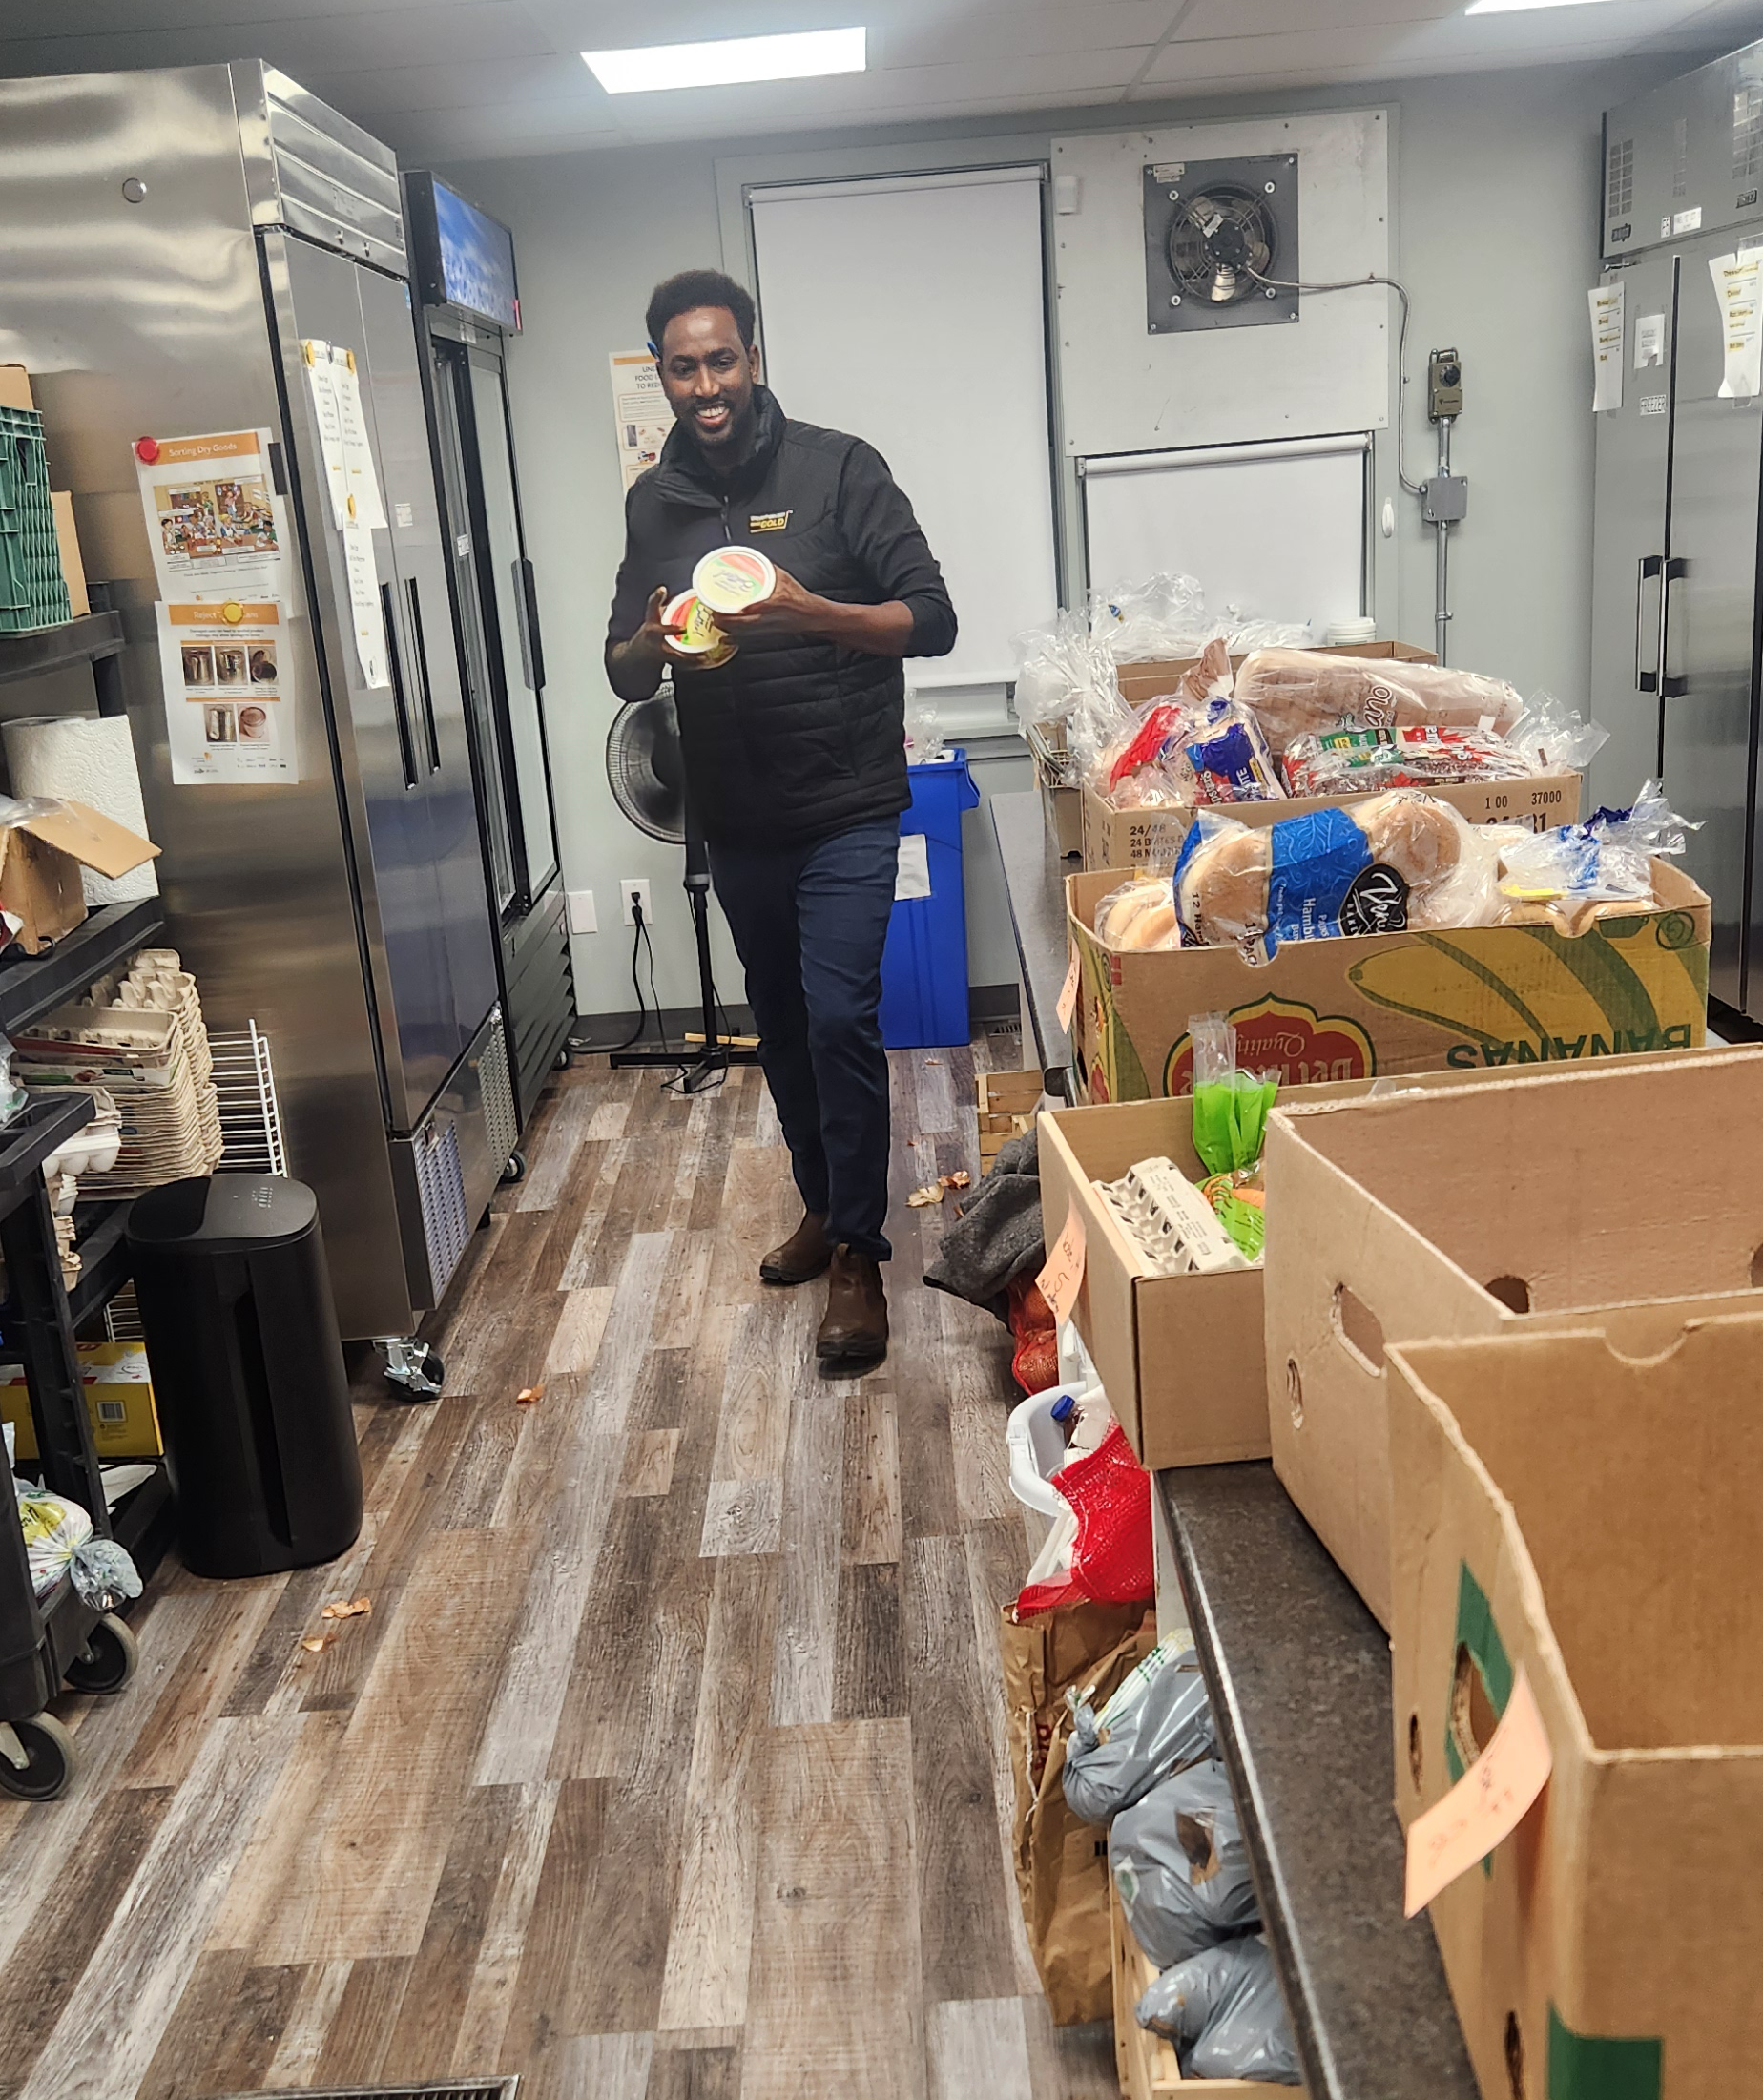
[604,683,759,1092]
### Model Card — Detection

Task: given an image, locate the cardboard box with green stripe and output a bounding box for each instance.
[1065,861,1710,1105]
[1262,1050,1763,1626]
[1388,1317,1763,2100]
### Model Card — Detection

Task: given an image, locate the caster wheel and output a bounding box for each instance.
[0,1712,77,1800]
[380,1337,444,1402]
[502,1150,527,1184]
[64,1613,137,1695]
[555,1046,572,1071]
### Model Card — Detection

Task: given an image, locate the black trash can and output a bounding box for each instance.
[126,1175,363,1578]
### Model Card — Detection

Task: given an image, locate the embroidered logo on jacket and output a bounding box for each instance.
[748,511,792,532]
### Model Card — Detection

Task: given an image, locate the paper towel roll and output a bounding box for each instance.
[3,715,160,905]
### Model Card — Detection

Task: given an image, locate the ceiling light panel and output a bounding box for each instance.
[583,26,866,94]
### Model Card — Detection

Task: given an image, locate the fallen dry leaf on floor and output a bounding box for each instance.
[300,1635,332,1654]
[923,1058,942,1066]
[515,1383,545,1405]
[907,1181,945,1207]
[321,1595,372,1621]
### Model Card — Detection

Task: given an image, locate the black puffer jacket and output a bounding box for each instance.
[605,387,958,846]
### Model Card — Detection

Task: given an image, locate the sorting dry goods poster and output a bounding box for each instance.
[135,428,292,601]
[610,350,671,490]
[155,600,299,785]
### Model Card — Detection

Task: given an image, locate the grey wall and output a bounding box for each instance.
[449,52,1677,1021]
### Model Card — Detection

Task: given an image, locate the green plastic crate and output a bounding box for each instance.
[0,404,71,634]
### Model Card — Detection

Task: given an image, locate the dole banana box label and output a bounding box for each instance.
[1068,869,1710,1103]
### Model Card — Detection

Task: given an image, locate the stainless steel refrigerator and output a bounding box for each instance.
[404,171,574,1129]
[1592,38,1763,1016]
[0,62,515,1362]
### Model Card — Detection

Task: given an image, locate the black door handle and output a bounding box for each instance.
[1660,555,1689,699]
[380,581,418,790]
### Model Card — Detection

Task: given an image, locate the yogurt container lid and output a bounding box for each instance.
[693,545,777,613]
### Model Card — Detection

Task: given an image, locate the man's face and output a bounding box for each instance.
[657,305,758,455]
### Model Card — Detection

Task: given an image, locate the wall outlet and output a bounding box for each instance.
[567,889,596,936]
[621,878,652,926]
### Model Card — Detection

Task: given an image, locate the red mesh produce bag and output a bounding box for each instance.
[1017,1422,1153,1616]
[1007,1273,1058,1394]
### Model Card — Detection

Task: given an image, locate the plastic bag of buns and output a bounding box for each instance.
[1095,875,1181,951]
[1172,791,1504,964]
[1233,648,1525,757]
[1495,779,1691,933]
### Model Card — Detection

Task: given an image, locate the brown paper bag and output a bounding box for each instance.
[1001,1596,1155,2025]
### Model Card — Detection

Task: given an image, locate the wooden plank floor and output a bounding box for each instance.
[0,1039,1117,2100]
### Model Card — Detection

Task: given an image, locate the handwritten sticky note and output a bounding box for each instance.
[1037,1207,1087,1326]
[1055,946,1080,1033]
[1404,1664,1552,1918]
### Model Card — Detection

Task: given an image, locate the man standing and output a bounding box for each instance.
[606,268,957,1365]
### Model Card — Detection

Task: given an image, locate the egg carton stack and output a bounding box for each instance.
[13,965,223,1200]
[40,1100,123,1289]
[85,949,224,1165]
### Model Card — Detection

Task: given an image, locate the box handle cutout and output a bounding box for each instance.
[1332,1284,1385,1372]
[1504,2009,1525,2099]
[1450,1640,1500,1774]
[1285,1357,1303,1428]
[1484,1274,1531,1315]
[1407,1711,1423,1793]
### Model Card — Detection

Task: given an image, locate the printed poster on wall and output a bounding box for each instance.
[610,350,672,491]
[135,429,292,600]
[155,600,299,785]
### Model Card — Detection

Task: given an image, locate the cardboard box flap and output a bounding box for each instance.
[13,799,159,880]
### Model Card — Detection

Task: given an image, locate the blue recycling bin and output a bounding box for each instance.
[879,748,981,1050]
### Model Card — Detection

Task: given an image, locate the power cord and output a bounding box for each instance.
[567,900,661,1056]
[1246,265,1423,496]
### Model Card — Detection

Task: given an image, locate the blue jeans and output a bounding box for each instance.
[709,819,898,1261]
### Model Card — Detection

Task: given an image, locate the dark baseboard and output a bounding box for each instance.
[570,987,1020,1050]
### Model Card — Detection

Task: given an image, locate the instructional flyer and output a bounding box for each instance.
[300,339,351,530]
[1711,251,1763,400]
[610,349,671,490]
[155,599,299,785]
[135,428,292,600]
[330,345,388,530]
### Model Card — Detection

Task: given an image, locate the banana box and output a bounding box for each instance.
[1065,859,1710,1106]
[1263,1048,1763,1627]
[1,1341,162,1463]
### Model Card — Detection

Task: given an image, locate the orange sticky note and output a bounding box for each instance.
[1403,1664,1552,1918]
[1037,1207,1087,1326]
[1055,946,1080,1033]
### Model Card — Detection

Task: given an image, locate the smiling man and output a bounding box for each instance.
[605,267,957,1365]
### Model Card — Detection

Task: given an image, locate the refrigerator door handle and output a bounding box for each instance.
[515,556,545,693]
[1636,553,1664,694]
[380,581,420,790]
[405,575,442,775]
[1661,555,1690,699]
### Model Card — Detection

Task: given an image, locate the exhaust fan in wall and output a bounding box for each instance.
[1143,155,1298,333]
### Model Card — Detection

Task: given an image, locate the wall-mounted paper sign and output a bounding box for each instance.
[135,428,291,601]
[300,340,349,530]
[329,346,388,530]
[156,599,299,785]
[341,522,389,689]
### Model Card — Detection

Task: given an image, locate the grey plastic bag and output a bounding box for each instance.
[1063,1638,1214,1826]
[1135,1934,1301,2085]
[1110,1760,1258,1968]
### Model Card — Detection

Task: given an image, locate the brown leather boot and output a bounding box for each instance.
[760,1210,831,1285]
[817,1246,888,1363]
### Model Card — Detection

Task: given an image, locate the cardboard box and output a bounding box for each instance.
[1038,1064,1607,1470]
[1079,771,1584,875]
[1065,860,1710,1105]
[1027,720,1085,860]
[1262,1049,1763,1626]
[2,1341,162,1462]
[0,364,35,412]
[0,800,159,955]
[1110,1877,1262,2095]
[975,1066,1042,1169]
[1387,1313,1763,2100]
[1114,637,1439,708]
[50,491,90,619]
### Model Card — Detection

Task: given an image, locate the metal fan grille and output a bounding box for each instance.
[606,688,685,844]
[1167,187,1275,306]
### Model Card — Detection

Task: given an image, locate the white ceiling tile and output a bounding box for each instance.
[301,51,593,116]
[1177,0,1457,33]
[878,3,1174,69]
